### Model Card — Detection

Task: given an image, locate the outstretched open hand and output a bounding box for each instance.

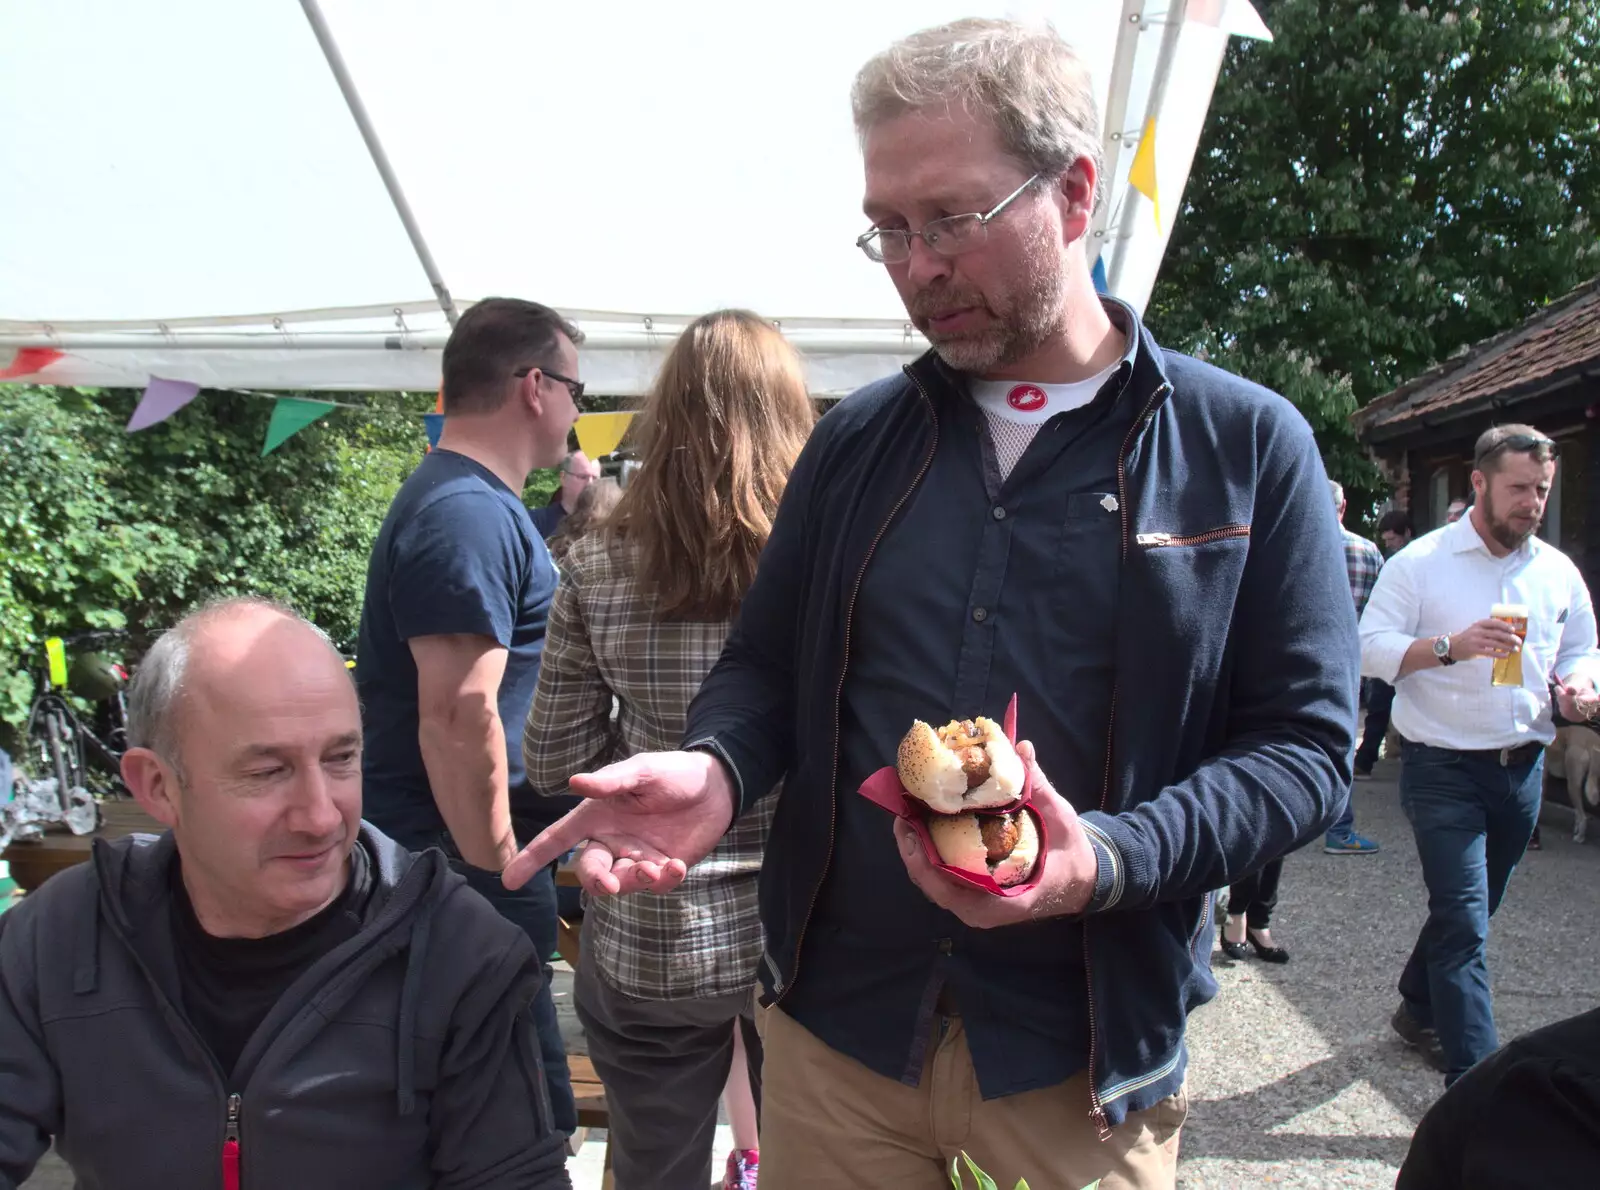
[501,750,736,896]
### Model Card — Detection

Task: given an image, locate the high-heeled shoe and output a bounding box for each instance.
[1219,919,1250,961]
[1247,928,1290,963]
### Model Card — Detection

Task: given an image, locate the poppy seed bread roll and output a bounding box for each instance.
[896,716,1024,815]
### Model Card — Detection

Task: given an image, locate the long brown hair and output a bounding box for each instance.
[607,309,816,620]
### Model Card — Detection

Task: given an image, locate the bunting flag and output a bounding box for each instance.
[262,397,335,455]
[0,347,65,379]
[1091,255,1109,295]
[127,376,201,432]
[574,411,634,460]
[1127,116,1162,233]
[423,412,445,447]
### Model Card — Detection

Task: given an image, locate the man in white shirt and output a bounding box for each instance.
[1360,424,1600,1086]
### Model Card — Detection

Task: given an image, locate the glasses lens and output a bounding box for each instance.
[859,231,909,264]
[924,214,985,257]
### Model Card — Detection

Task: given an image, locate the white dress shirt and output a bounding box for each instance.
[1359,514,1600,750]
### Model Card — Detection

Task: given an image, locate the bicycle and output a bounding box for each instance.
[23,630,134,808]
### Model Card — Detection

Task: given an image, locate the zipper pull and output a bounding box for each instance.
[222,1093,242,1190]
[1135,532,1172,547]
[1090,1105,1112,1141]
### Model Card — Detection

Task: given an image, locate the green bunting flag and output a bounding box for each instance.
[261,398,335,455]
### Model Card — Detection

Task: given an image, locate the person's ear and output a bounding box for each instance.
[1057,159,1096,243]
[1471,468,1488,499]
[121,747,182,829]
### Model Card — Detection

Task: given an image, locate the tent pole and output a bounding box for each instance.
[1090,0,1149,268]
[298,0,460,327]
[1106,0,1190,295]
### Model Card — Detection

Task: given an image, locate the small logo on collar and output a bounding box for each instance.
[1006,384,1048,412]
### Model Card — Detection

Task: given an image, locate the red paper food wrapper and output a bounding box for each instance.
[858,693,1047,896]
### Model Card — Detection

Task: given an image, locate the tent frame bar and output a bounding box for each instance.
[298,0,460,326]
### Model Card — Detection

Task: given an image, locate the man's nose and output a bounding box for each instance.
[287,769,345,836]
[904,235,953,289]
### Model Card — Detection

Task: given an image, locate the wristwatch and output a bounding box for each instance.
[1433,634,1456,666]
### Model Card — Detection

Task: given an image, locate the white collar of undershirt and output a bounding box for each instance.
[969,361,1123,426]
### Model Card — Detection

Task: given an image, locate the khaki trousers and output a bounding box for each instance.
[756,1003,1185,1189]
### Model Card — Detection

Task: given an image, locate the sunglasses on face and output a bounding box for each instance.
[513,364,586,402]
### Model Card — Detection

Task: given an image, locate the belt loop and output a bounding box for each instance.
[1500,748,1510,766]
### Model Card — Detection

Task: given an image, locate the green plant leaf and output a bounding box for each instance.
[950,1158,963,1189]
[959,1153,999,1190]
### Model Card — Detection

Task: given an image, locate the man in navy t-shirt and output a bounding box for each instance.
[356,296,585,1136]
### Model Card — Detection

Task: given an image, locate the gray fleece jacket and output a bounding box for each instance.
[0,823,571,1189]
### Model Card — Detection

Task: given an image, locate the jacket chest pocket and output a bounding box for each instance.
[1131,524,1253,683]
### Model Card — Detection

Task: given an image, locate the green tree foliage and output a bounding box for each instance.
[0,386,441,725]
[1148,0,1600,519]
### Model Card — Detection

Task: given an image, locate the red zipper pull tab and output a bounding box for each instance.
[222,1092,242,1190]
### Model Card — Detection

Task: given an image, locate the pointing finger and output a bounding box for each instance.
[503,804,603,889]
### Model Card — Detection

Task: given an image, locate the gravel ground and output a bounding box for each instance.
[1177,757,1600,1188]
[23,756,1600,1188]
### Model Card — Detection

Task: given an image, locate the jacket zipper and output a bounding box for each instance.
[775,376,941,1003]
[1134,525,1250,548]
[222,1093,242,1190]
[1083,380,1173,1141]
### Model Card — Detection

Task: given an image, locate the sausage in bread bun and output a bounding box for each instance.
[926,809,1040,887]
[896,716,1024,814]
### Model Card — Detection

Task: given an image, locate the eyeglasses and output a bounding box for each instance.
[1475,433,1558,469]
[855,174,1042,264]
[513,364,586,402]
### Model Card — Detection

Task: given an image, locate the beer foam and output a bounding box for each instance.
[1491,603,1529,618]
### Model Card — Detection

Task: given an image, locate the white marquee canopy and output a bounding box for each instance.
[0,0,1268,395]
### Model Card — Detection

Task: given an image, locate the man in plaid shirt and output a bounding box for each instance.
[1330,479,1383,854]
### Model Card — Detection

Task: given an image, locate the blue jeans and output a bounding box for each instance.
[389,825,577,1135]
[1397,741,1542,1085]
[1326,785,1357,842]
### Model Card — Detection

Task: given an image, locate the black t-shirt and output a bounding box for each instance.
[355,449,564,843]
[169,844,373,1080]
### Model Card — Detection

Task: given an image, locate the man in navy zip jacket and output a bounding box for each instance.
[506,18,1353,1189]
[0,599,570,1189]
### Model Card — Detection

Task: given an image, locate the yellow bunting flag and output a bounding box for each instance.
[1128,116,1161,233]
[574,412,634,460]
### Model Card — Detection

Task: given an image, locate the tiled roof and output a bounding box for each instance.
[1352,276,1600,437]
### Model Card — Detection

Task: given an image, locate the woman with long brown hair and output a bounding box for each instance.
[523,309,815,1190]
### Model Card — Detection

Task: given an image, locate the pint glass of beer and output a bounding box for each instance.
[1491,602,1529,687]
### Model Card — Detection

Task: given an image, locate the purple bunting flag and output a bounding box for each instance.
[127,376,201,432]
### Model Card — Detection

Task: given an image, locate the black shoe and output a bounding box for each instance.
[1392,1004,1448,1072]
[1246,928,1290,963]
[1219,920,1251,961]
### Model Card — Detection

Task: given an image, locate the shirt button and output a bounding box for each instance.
[992,506,1007,520]
[972,607,988,623]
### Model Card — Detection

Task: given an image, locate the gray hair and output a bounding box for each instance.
[126,596,339,769]
[1328,479,1345,508]
[851,18,1106,211]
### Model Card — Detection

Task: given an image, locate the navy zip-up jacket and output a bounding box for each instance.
[684,303,1356,1130]
[0,824,571,1189]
